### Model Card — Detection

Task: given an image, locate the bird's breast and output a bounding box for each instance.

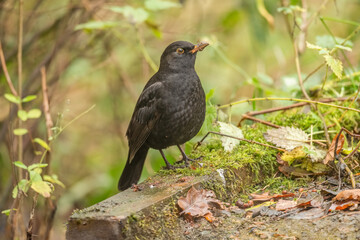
[146,74,206,149]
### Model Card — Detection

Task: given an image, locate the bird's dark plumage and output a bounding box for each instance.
[118,41,208,191]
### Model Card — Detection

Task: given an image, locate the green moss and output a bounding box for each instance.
[122,195,184,239]
[268,110,322,132]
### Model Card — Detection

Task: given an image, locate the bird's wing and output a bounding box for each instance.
[126,81,163,163]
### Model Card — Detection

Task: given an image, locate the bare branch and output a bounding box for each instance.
[40,67,53,139]
[0,41,18,96]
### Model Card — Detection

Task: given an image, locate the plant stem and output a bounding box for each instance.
[0,42,18,96]
[217,97,360,114]
[17,0,24,174]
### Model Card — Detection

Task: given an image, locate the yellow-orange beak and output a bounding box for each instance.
[190,41,209,54]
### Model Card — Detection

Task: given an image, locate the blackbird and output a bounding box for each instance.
[118,41,209,191]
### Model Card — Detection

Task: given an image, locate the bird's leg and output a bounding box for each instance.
[159,149,186,169]
[177,144,202,166]
[159,149,174,169]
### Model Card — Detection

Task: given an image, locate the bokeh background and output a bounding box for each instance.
[1,0,360,239]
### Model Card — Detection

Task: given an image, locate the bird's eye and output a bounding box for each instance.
[176,48,185,54]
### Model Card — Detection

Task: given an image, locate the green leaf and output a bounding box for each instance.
[12,185,18,198]
[14,161,27,169]
[28,163,48,171]
[18,179,29,193]
[31,180,52,198]
[107,6,149,24]
[335,44,352,52]
[44,174,65,188]
[33,138,51,151]
[257,72,274,85]
[17,110,28,121]
[145,0,181,11]
[324,54,343,79]
[29,170,42,182]
[13,128,28,136]
[22,95,37,103]
[1,209,12,216]
[34,151,43,156]
[27,109,41,119]
[205,89,215,102]
[316,35,353,50]
[4,93,20,104]
[306,41,324,51]
[12,179,29,198]
[75,21,120,31]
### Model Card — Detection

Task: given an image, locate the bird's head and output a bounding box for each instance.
[159,41,209,71]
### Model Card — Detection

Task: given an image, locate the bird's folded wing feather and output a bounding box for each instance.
[126,81,163,163]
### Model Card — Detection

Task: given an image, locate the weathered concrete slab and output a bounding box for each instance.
[66,167,360,240]
[66,167,252,240]
[66,174,207,240]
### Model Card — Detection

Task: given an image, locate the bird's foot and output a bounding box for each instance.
[177,144,203,166]
[160,149,186,170]
[180,155,203,166]
[165,162,187,170]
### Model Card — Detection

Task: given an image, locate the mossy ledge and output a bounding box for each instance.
[66,163,267,240]
[66,123,281,239]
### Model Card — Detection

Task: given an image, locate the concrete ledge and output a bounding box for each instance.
[66,167,251,240]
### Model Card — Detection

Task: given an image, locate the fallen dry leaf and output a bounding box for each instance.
[250,192,295,202]
[333,189,360,202]
[177,186,224,222]
[324,133,345,164]
[275,199,297,211]
[329,201,359,211]
[235,200,254,209]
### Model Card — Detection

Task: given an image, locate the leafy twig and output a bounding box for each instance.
[52,104,96,140]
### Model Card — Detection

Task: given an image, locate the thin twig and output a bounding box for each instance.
[17,0,24,172]
[334,127,358,189]
[240,114,280,128]
[329,84,360,128]
[41,67,53,139]
[26,194,38,240]
[218,97,360,114]
[0,42,18,96]
[239,97,354,118]
[194,131,286,152]
[343,142,360,161]
[303,63,326,83]
[293,38,311,100]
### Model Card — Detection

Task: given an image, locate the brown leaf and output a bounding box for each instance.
[333,189,360,202]
[329,201,359,211]
[177,186,224,222]
[324,133,345,164]
[250,192,272,202]
[235,200,254,209]
[250,192,295,203]
[275,199,297,211]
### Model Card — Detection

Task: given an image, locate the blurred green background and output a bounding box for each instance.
[1,0,360,239]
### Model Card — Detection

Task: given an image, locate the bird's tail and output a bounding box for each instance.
[118,145,149,191]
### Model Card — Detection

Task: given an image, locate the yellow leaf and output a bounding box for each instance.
[31,181,52,198]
